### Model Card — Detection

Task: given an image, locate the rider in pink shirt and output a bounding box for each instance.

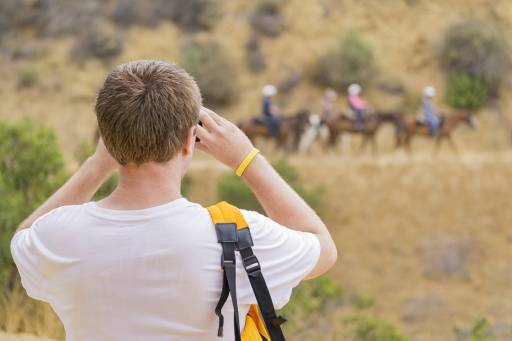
[347,84,368,129]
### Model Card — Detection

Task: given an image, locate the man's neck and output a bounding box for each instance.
[99,160,183,210]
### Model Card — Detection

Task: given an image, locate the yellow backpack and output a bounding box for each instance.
[207,202,286,341]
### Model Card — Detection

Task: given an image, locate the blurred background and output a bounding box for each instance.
[1,0,512,340]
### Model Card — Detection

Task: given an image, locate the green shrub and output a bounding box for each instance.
[250,0,285,37]
[0,119,67,288]
[345,315,410,341]
[216,158,324,215]
[440,18,510,95]
[313,32,374,89]
[181,40,238,106]
[280,276,343,333]
[157,0,221,32]
[71,23,123,63]
[352,294,375,310]
[454,318,496,341]
[17,66,38,88]
[445,74,488,110]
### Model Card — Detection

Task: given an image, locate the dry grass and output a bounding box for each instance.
[2,0,512,339]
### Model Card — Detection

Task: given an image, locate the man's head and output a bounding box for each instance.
[95,60,201,166]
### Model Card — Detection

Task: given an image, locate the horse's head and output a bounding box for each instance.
[459,111,476,129]
[294,109,311,127]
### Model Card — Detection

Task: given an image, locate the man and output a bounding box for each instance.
[421,86,441,136]
[11,61,337,340]
[347,83,369,130]
[261,84,281,138]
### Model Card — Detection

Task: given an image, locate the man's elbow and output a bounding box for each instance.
[325,240,338,271]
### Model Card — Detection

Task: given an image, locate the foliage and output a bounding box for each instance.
[216,158,324,215]
[156,0,221,32]
[352,294,375,310]
[345,315,410,341]
[17,66,39,88]
[245,33,266,72]
[70,23,123,63]
[313,32,375,89]
[454,318,496,341]
[250,0,285,37]
[280,276,343,334]
[445,74,489,110]
[439,18,510,95]
[0,119,67,289]
[281,276,342,316]
[181,40,238,107]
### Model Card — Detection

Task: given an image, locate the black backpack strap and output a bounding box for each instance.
[237,227,286,341]
[215,222,241,341]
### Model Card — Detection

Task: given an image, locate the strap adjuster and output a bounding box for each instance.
[242,255,261,275]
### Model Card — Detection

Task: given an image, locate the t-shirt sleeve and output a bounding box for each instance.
[10,210,59,302]
[235,210,321,309]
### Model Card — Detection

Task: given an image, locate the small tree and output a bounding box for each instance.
[181,40,238,107]
[0,119,67,290]
[313,32,375,89]
[445,74,489,110]
[155,0,221,32]
[440,18,510,96]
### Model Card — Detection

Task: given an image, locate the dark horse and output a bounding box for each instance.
[324,111,403,155]
[399,111,475,154]
[238,110,311,151]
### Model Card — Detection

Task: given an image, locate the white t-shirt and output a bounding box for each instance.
[11,198,320,341]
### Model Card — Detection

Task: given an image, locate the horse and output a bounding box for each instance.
[399,111,475,154]
[238,110,311,151]
[324,111,403,155]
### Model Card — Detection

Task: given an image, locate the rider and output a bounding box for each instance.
[347,83,368,130]
[261,84,281,137]
[320,88,338,121]
[421,86,441,136]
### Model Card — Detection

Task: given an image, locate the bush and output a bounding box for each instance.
[245,33,266,72]
[217,158,324,215]
[155,0,221,32]
[345,315,410,341]
[440,18,510,95]
[112,0,161,28]
[250,0,285,37]
[70,23,123,63]
[445,74,489,110]
[313,32,375,89]
[17,66,38,88]
[181,40,238,106]
[454,318,496,341]
[0,120,67,290]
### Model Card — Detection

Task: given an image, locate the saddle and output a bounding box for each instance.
[251,117,267,125]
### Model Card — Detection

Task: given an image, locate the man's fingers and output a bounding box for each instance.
[196,124,211,142]
[199,108,220,132]
[201,106,226,126]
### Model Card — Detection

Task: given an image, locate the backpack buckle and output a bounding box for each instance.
[242,255,261,276]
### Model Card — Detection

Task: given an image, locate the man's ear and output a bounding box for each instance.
[182,126,196,156]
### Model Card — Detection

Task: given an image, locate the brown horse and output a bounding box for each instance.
[325,111,402,155]
[238,110,311,151]
[399,111,475,154]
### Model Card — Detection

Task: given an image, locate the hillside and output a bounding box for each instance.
[1,0,512,340]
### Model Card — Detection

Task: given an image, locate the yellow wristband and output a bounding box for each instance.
[235,148,260,177]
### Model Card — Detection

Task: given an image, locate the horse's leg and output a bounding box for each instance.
[404,134,412,155]
[447,135,459,155]
[433,135,443,156]
[359,135,368,154]
[371,135,378,158]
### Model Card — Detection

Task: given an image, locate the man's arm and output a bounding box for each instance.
[16,140,117,233]
[196,107,338,279]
